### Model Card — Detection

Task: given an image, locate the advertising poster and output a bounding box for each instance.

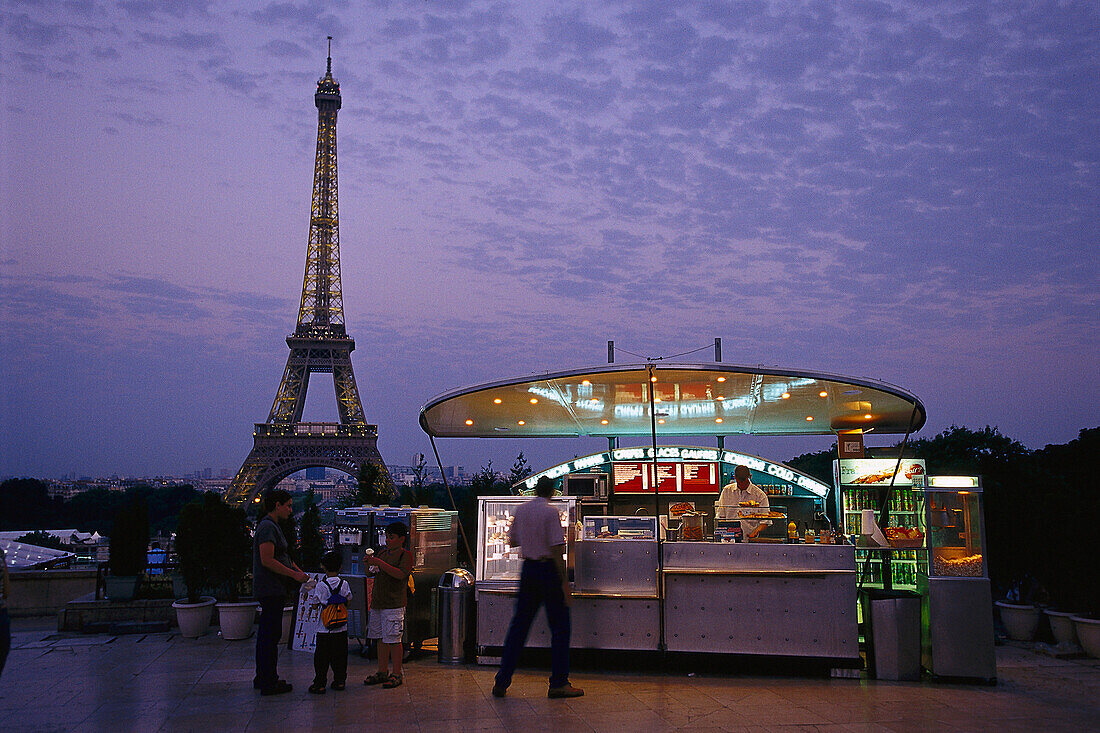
[835,458,926,487]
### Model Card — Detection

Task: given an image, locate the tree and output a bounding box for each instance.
[786,447,835,486]
[411,453,428,493]
[15,530,68,551]
[507,452,532,490]
[109,498,150,577]
[298,489,325,572]
[348,460,394,506]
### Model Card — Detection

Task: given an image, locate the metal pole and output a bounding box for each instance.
[429,434,474,568]
[648,363,666,653]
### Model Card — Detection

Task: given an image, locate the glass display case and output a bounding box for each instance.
[925,478,986,578]
[476,497,576,586]
[581,515,656,540]
[734,505,788,542]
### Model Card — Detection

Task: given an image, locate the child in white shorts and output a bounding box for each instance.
[362,522,414,689]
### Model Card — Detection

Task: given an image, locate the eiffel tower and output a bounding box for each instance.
[227,41,389,506]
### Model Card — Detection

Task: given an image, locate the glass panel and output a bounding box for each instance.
[927,490,986,577]
[581,516,657,540]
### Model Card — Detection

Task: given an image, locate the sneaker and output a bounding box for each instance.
[491,684,507,698]
[260,680,293,696]
[547,684,584,699]
[308,683,326,695]
[331,681,345,691]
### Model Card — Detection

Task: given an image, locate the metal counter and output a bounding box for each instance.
[476,540,859,661]
[477,538,660,654]
[661,542,859,659]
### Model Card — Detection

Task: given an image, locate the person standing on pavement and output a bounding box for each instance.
[253,489,309,696]
[492,477,583,699]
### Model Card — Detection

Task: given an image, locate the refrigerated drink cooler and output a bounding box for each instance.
[333,505,459,651]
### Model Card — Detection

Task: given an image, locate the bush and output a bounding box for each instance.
[175,492,252,603]
[109,499,149,576]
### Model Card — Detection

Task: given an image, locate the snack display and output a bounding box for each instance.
[883,526,924,548]
[933,553,984,577]
[738,500,760,507]
[737,510,785,519]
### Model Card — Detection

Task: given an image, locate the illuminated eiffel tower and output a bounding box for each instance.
[228,41,388,506]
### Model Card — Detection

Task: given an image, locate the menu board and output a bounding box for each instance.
[612,462,720,493]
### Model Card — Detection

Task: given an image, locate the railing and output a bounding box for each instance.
[254,422,377,438]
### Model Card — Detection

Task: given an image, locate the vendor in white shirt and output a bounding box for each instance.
[715,465,770,539]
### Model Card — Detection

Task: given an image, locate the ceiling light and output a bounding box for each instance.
[493,398,502,404]
[654,397,662,402]
[715,418,723,423]
[581,380,590,385]
[600,419,608,425]
[717,376,726,382]
[465,419,473,426]
[716,396,724,400]
[658,419,665,424]
[864,414,873,419]
[650,376,657,383]
[529,398,538,404]
[805,416,814,421]
[819,391,828,398]
[518,420,526,426]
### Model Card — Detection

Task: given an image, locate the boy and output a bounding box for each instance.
[308,550,352,694]
[362,522,414,689]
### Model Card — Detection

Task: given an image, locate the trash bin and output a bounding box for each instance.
[863,589,921,681]
[437,568,475,664]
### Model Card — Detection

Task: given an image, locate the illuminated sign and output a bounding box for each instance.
[522,446,830,497]
[834,458,927,487]
[927,475,980,489]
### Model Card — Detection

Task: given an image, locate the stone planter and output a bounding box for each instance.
[217,601,258,640]
[1045,609,1079,647]
[995,600,1040,641]
[1070,615,1100,658]
[172,596,215,638]
[105,575,140,602]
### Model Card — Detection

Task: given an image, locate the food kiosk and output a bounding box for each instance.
[420,363,928,666]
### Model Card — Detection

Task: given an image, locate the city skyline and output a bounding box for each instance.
[2,2,1097,479]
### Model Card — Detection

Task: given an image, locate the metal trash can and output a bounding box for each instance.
[864,589,921,681]
[437,568,475,664]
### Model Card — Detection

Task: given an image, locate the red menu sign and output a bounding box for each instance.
[612,462,720,494]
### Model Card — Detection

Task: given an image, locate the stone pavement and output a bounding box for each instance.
[2,617,1098,732]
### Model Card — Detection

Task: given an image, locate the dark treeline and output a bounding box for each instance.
[0,480,200,537]
[789,425,1099,613]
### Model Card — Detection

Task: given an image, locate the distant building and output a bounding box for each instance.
[305,466,326,480]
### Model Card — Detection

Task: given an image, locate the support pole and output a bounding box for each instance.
[429,435,474,568]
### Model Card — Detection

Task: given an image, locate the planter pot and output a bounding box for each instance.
[1045,609,1080,647]
[172,597,216,638]
[106,575,140,602]
[1070,616,1100,658]
[217,601,258,640]
[995,600,1040,641]
[279,605,294,645]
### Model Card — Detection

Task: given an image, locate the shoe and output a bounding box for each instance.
[331,681,345,691]
[308,683,326,695]
[255,677,285,690]
[491,684,507,698]
[363,672,388,685]
[547,684,584,699]
[382,674,403,689]
[260,680,293,696]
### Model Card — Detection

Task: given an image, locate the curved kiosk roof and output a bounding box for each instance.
[420,363,925,439]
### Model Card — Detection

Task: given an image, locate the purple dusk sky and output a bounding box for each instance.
[1,1,1097,480]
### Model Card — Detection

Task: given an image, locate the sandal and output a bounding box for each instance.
[382,674,403,689]
[363,672,388,686]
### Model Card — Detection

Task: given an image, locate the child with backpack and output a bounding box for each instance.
[308,550,352,694]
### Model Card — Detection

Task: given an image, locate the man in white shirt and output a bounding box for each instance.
[492,477,584,699]
[715,465,770,539]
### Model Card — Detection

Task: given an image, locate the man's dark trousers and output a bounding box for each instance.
[255,594,285,688]
[313,631,348,685]
[495,558,570,689]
